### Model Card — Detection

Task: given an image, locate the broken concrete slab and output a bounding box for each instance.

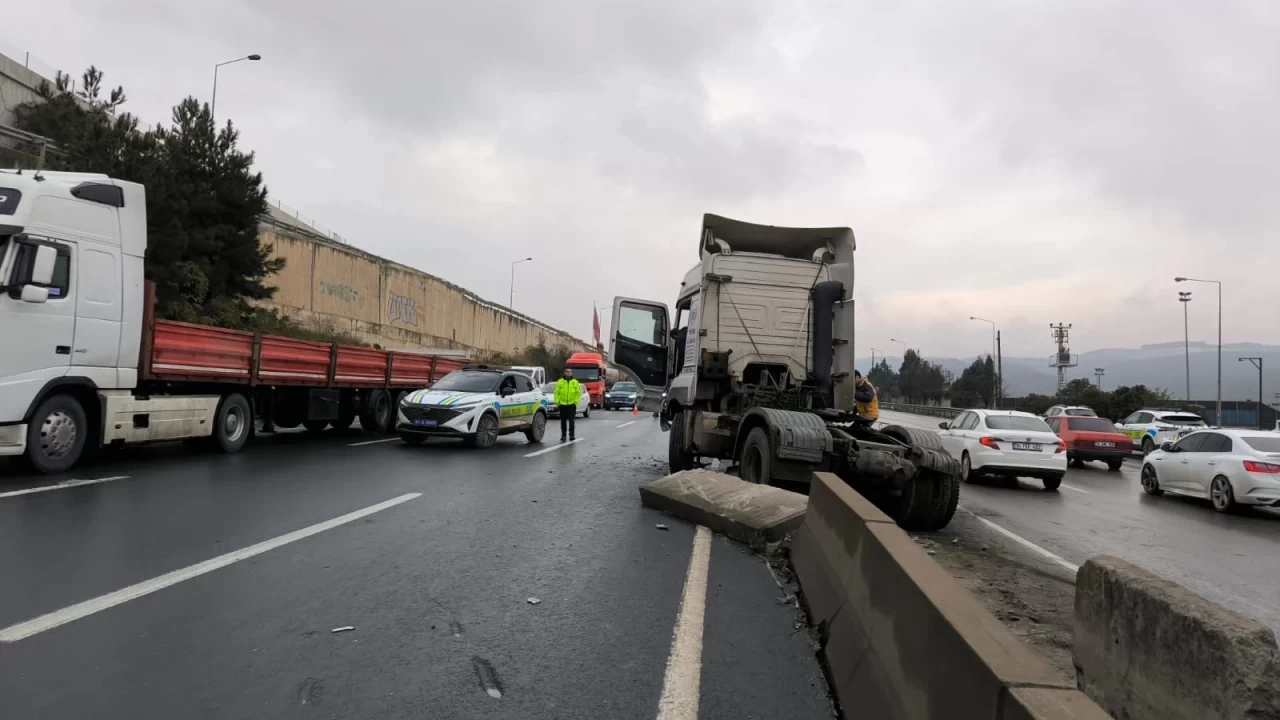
[1074,555,1280,720]
[638,470,807,548]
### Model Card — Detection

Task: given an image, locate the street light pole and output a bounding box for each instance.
[1240,357,1263,429]
[211,54,262,118]
[509,257,533,309]
[1178,291,1193,401]
[870,347,882,370]
[1094,367,1105,390]
[970,316,996,408]
[889,338,907,362]
[1176,277,1221,425]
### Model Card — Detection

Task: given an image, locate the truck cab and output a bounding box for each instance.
[0,171,144,463]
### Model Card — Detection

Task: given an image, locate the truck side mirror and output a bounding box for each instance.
[21,284,49,304]
[30,245,57,286]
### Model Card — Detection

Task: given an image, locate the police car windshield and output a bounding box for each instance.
[432,371,501,393]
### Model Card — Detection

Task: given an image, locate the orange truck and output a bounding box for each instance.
[564,352,607,408]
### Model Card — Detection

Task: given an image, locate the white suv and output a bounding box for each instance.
[1045,405,1097,418]
[1117,409,1206,455]
[397,367,548,448]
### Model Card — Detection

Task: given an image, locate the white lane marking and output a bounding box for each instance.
[968,512,1079,574]
[0,476,130,500]
[656,525,711,720]
[524,438,582,457]
[617,421,638,428]
[1059,483,1090,494]
[347,437,401,446]
[0,492,422,643]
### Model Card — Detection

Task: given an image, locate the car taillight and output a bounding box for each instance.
[1055,440,1066,454]
[1243,460,1280,474]
[979,436,1001,449]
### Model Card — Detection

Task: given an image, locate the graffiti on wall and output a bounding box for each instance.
[319,281,359,303]
[388,292,418,326]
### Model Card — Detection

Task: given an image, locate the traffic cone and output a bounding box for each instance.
[632,403,640,416]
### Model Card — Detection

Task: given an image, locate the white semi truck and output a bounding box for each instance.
[0,171,461,473]
[609,214,961,530]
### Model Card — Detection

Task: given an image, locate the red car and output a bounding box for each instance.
[1045,416,1133,471]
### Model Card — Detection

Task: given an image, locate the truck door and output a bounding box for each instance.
[72,241,122,370]
[0,236,76,417]
[609,297,668,411]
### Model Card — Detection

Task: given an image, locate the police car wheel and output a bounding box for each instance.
[470,414,499,449]
[525,411,546,443]
[1141,436,1154,456]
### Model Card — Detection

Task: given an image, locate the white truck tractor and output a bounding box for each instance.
[609,214,960,530]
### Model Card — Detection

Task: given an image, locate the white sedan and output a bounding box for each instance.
[540,383,590,418]
[1140,429,1280,512]
[938,409,1067,490]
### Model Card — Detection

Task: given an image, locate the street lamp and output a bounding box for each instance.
[1240,357,1263,430]
[889,338,907,358]
[1178,291,1193,401]
[869,347,883,369]
[509,257,533,309]
[1094,367,1105,390]
[1176,277,1221,425]
[211,54,262,118]
[969,316,997,408]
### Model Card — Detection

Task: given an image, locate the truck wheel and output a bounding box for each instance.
[919,470,960,531]
[333,409,356,432]
[359,390,393,433]
[213,393,252,454]
[26,394,87,474]
[303,419,330,433]
[525,411,547,444]
[739,427,773,484]
[880,424,944,452]
[892,469,939,531]
[668,412,696,473]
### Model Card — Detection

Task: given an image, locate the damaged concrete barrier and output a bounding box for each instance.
[790,472,1110,720]
[1074,555,1280,720]
[638,469,807,548]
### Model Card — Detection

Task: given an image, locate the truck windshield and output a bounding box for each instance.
[568,367,600,381]
[431,371,501,393]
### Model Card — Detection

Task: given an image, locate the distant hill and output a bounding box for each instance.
[858,342,1280,401]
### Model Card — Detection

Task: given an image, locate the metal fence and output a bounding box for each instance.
[880,402,961,419]
[0,37,64,84]
[267,199,347,245]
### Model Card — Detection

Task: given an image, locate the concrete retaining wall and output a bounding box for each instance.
[789,472,1110,719]
[257,217,593,356]
[1074,555,1280,720]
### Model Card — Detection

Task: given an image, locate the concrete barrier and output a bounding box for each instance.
[638,470,807,548]
[1074,555,1280,720]
[790,472,1110,719]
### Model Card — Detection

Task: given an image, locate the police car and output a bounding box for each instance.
[1116,409,1207,455]
[397,366,548,448]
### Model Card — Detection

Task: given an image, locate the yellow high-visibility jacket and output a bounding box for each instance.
[554,378,583,406]
[855,380,880,420]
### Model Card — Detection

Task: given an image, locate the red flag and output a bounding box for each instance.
[592,305,601,346]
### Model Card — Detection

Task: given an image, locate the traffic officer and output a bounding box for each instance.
[854,370,879,427]
[554,367,584,442]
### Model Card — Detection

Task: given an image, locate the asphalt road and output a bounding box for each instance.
[880,409,1280,631]
[0,414,831,720]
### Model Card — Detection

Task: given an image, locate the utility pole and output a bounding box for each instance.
[1176,277,1221,426]
[1094,367,1105,389]
[1179,291,1193,401]
[1049,323,1075,392]
[1240,357,1263,429]
[996,331,1003,409]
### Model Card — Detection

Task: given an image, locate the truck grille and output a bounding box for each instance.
[402,406,464,424]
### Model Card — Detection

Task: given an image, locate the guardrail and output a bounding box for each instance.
[880,402,962,419]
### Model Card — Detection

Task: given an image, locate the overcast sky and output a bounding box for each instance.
[7,1,1278,358]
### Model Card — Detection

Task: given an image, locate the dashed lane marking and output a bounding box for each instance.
[523,438,582,458]
[348,437,401,446]
[656,525,711,720]
[1059,483,1090,494]
[617,421,638,428]
[0,492,422,643]
[967,511,1079,574]
[0,476,130,500]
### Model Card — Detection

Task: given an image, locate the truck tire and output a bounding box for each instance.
[918,469,959,531]
[213,393,252,454]
[303,419,330,433]
[739,427,773,484]
[26,394,88,474]
[668,411,696,473]
[879,424,944,453]
[333,409,356,432]
[359,390,393,434]
[891,469,938,531]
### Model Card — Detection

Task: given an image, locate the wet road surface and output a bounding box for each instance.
[0,415,831,720]
[880,409,1280,631]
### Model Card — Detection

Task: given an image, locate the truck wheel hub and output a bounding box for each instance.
[41,411,77,458]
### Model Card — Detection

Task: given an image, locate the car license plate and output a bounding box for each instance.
[412,419,438,427]
[1013,442,1040,451]
[1094,441,1116,448]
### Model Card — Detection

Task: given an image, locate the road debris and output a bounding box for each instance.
[655,523,669,531]
[526,597,541,605]
[330,626,355,634]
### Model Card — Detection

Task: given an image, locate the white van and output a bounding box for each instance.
[510,366,546,386]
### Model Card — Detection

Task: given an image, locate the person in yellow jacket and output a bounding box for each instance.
[554,367,584,441]
[854,369,880,427]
